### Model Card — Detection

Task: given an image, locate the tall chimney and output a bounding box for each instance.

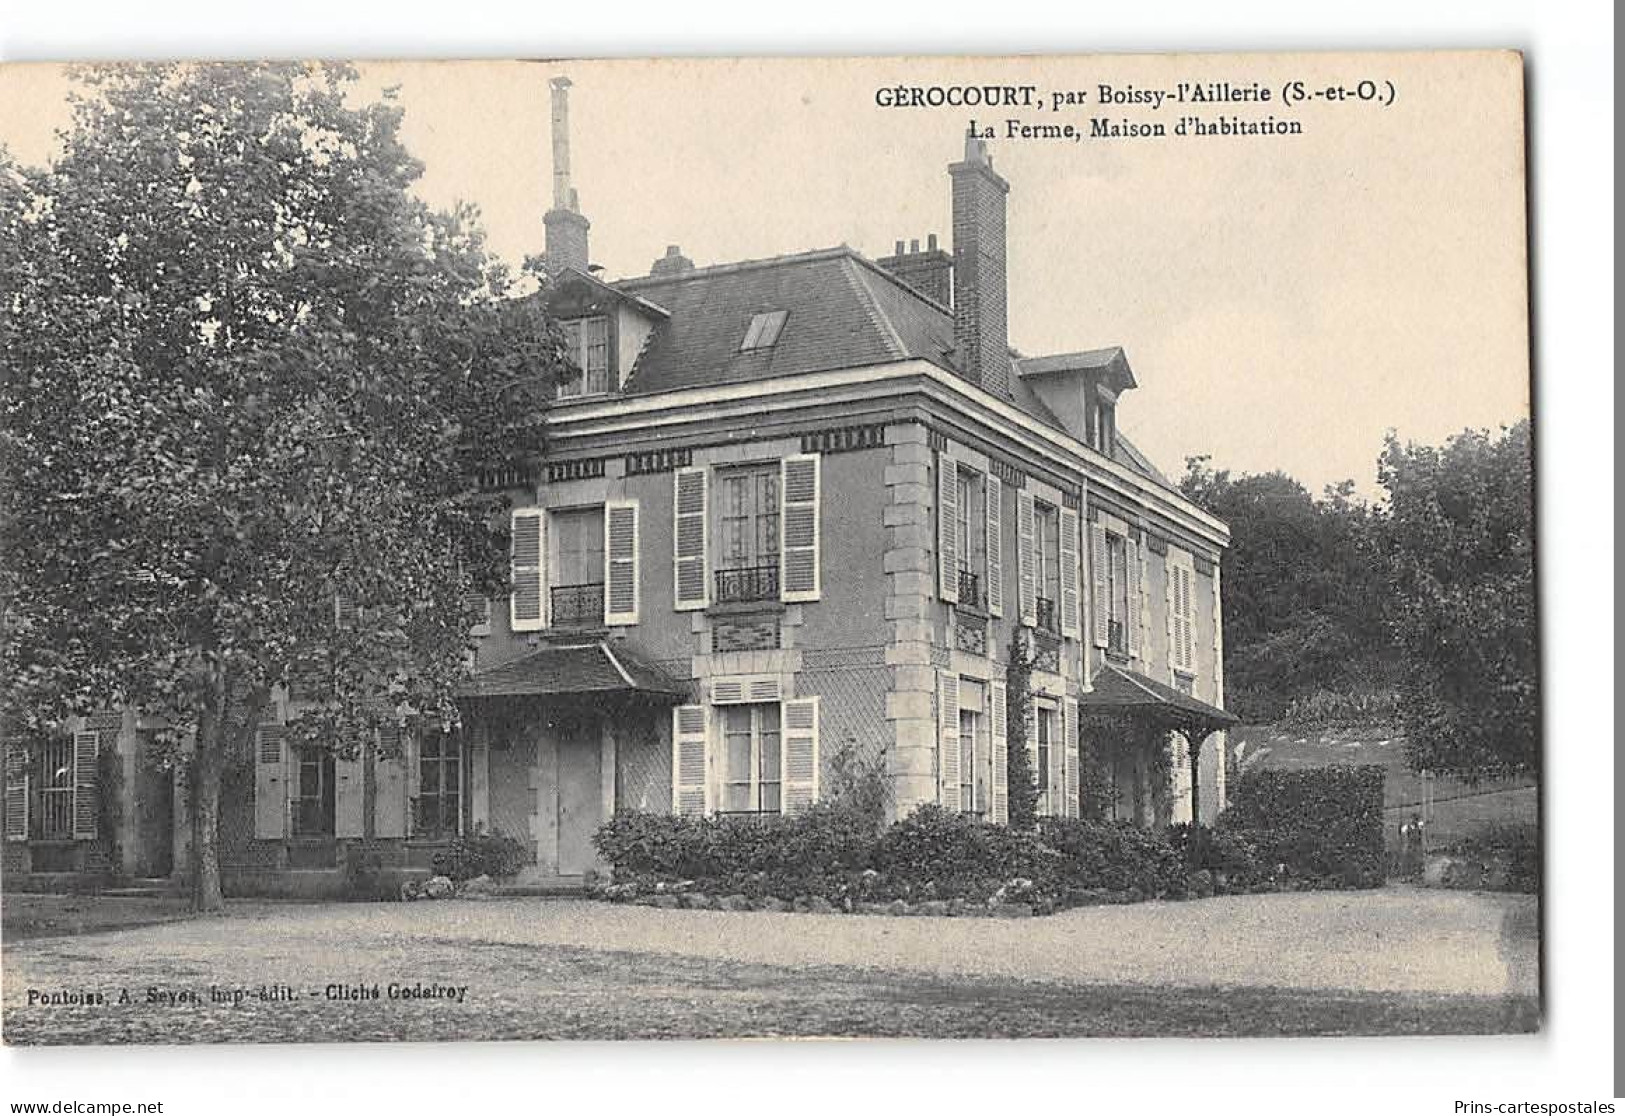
[949,133,1010,396]
[543,76,590,276]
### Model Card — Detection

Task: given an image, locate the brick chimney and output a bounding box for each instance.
[877,234,953,308]
[543,76,590,276]
[949,134,1010,396]
[649,244,695,277]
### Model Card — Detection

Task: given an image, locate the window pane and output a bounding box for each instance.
[725,731,752,784]
[759,781,782,814]
[723,783,751,812]
[760,728,781,788]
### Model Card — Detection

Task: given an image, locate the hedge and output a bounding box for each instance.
[1218,765,1386,888]
[592,767,1389,914]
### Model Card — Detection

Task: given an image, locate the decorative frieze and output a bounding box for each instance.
[624,447,693,476]
[547,457,607,483]
[801,423,887,456]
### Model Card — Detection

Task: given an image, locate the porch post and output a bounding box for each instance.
[1189,729,1204,826]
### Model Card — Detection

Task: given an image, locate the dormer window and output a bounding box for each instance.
[559,316,612,397]
[740,310,788,352]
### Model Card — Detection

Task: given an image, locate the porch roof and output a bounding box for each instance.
[1080,663,1240,738]
[457,640,689,702]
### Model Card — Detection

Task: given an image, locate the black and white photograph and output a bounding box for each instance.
[0,24,1603,1108]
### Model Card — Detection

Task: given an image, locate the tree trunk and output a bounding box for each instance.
[190,730,225,912]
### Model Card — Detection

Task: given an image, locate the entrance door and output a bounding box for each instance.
[555,718,603,876]
[288,747,337,868]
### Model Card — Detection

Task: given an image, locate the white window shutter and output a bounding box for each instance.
[1090,523,1109,648]
[1165,556,1177,674]
[673,467,709,611]
[510,508,547,632]
[1017,489,1037,627]
[333,592,358,630]
[985,474,1004,617]
[1059,506,1081,640]
[988,680,1008,825]
[4,743,28,841]
[403,725,423,837]
[70,730,99,840]
[780,453,821,602]
[671,705,710,817]
[937,452,959,603]
[1125,536,1142,660]
[604,499,640,625]
[374,722,406,839]
[937,670,961,810]
[254,724,287,839]
[781,698,820,814]
[1181,568,1195,671]
[1063,697,1080,818]
[335,742,364,839]
[1025,698,1040,806]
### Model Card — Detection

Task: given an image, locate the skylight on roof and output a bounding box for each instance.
[740,310,788,351]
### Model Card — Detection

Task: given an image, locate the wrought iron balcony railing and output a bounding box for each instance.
[714,564,779,604]
[957,568,984,612]
[1035,595,1060,635]
[550,582,605,629]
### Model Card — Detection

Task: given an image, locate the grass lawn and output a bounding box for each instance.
[3,938,1535,1045]
[3,893,201,942]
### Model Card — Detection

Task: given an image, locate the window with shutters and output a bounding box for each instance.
[412,730,463,839]
[549,506,605,629]
[957,706,987,816]
[31,736,73,840]
[557,316,612,397]
[1033,501,1062,634]
[713,465,780,604]
[955,468,988,612]
[290,747,336,837]
[1170,560,1197,677]
[1105,530,1130,656]
[1035,703,1057,816]
[718,704,782,816]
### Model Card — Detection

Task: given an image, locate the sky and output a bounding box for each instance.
[0,54,1530,498]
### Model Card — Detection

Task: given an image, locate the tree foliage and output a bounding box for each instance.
[1179,458,1392,722]
[1375,421,1537,780]
[0,63,567,906]
[1003,632,1040,829]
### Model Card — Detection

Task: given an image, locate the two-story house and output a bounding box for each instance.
[3,79,1234,896]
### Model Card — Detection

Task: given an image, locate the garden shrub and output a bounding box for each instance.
[872,804,1062,901]
[1444,821,1539,894]
[593,805,876,899]
[1164,822,1263,886]
[431,827,529,881]
[1038,818,1187,897]
[1219,765,1385,888]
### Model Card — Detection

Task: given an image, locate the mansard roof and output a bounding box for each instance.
[608,246,1173,491]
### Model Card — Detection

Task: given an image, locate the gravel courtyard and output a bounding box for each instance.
[2,887,1539,1043]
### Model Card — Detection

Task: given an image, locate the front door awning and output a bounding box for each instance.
[457,639,688,703]
[1079,663,1240,739]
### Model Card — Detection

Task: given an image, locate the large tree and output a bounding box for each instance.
[1178,459,1391,722]
[1,63,564,908]
[1375,421,1537,781]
